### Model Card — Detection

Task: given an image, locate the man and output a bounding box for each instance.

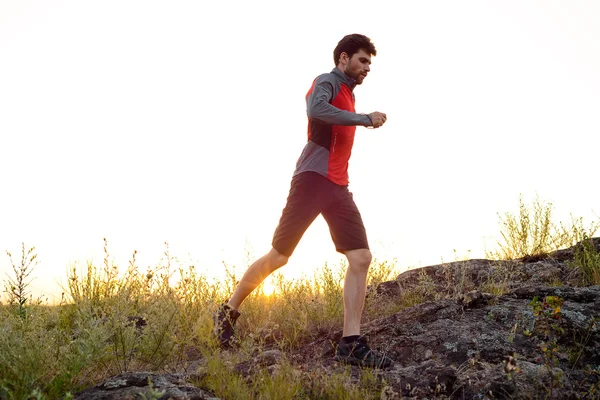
[214,34,393,369]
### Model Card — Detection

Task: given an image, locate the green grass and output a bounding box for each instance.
[2,196,599,399]
[0,241,398,399]
[569,234,600,285]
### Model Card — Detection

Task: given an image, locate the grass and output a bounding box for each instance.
[2,195,599,398]
[0,241,398,399]
[3,243,40,318]
[570,234,600,285]
[485,194,600,262]
[485,194,600,285]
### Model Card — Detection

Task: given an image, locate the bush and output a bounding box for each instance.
[486,194,599,260]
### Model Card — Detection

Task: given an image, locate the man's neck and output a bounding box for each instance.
[333,66,357,89]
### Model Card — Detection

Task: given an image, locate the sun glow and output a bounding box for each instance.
[259,276,277,297]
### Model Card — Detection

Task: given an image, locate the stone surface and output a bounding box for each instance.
[74,372,215,400]
[292,239,600,398]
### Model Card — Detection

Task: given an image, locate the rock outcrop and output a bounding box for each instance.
[295,285,599,398]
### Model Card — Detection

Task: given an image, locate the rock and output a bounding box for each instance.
[380,385,401,400]
[255,349,283,366]
[459,290,493,308]
[74,372,215,400]
[295,282,599,398]
[234,349,284,378]
[74,239,600,399]
[377,238,600,301]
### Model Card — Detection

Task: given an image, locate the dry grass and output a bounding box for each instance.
[2,195,598,398]
[485,194,599,261]
[0,241,399,399]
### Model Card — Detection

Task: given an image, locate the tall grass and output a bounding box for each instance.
[3,196,598,398]
[0,240,397,399]
[570,234,600,285]
[3,243,39,318]
[486,194,599,261]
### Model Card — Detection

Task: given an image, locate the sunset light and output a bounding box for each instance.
[1,2,599,397]
[1,1,598,303]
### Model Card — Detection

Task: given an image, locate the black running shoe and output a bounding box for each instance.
[213,303,241,348]
[334,336,394,369]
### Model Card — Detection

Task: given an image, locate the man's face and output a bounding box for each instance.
[342,49,372,85]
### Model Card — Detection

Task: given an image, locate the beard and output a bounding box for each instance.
[344,65,364,85]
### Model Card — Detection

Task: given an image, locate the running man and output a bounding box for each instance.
[214,33,393,369]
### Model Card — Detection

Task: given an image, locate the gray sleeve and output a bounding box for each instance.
[306,75,372,127]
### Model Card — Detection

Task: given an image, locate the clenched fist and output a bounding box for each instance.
[368,112,387,128]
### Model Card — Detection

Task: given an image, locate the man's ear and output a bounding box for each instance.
[339,52,349,65]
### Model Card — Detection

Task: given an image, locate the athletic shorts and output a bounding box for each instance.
[272,171,369,257]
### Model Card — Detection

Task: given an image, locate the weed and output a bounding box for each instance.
[486,194,599,261]
[251,360,303,400]
[140,377,166,400]
[479,260,514,295]
[1,238,404,398]
[198,352,252,399]
[528,295,566,398]
[303,366,384,400]
[569,234,600,285]
[442,250,475,298]
[568,317,599,373]
[3,243,39,318]
[2,225,597,398]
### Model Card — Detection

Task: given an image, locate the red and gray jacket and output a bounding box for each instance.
[293,68,372,186]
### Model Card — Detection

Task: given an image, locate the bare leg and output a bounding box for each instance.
[228,248,289,310]
[342,249,372,337]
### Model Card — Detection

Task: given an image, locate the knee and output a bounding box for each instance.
[267,248,289,270]
[347,249,372,271]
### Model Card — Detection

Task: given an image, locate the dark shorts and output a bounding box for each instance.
[272,172,369,257]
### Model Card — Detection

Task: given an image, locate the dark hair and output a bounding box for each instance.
[333,34,377,66]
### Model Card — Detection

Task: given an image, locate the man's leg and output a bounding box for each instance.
[320,181,371,337]
[335,247,392,368]
[342,248,372,336]
[214,173,323,348]
[214,247,288,348]
[229,173,324,310]
[228,248,289,310]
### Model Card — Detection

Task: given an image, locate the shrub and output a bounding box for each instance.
[486,194,599,260]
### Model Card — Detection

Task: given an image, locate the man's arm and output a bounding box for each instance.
[306,77,373,127]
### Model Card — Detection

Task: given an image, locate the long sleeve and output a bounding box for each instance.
[306,76,372,127]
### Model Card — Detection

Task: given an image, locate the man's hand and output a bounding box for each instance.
[368,112,387,128]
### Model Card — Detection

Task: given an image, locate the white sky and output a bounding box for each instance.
[1,0,599,302]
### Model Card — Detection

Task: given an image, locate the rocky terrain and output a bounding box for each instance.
[76,239,600,399]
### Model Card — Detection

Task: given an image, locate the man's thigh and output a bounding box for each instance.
[272,172,325,257]
[322,188,369,254]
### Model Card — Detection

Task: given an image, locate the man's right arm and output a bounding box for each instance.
[306,76,373,127]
